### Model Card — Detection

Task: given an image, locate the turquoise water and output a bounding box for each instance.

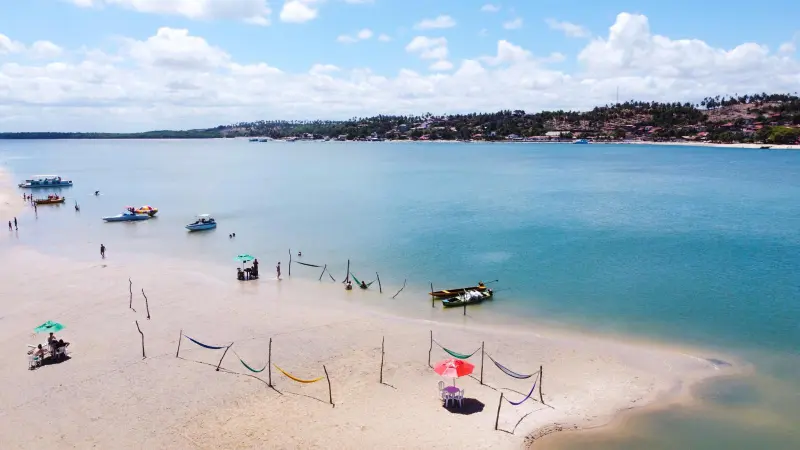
[1,140,799,448]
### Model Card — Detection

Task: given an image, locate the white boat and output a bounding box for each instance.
[186,214,217,231]
[573,139,590,144]
[18,175,73,188]
[103,211,151,222]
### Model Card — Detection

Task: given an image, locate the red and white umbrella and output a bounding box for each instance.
[434,358,474,385]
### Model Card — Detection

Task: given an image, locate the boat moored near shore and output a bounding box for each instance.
[103,211,151,222]
[186,214,216,231]
[18,175,73,188]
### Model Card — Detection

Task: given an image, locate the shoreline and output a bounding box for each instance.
[0,241,738,449]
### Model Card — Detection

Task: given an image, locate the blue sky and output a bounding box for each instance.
[0,0,799,131]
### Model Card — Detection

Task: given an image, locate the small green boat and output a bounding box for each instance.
[442,290,493,308]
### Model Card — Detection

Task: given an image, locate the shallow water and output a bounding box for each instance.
[1,139,798,448]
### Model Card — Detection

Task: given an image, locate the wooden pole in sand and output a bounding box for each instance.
[323,365,334,407]
[288,249,292,277]
[268,338,273,387]
[176,330,182,357]
[344,259,350,283]
[463,302,466,316]
[391,279,406,299]
[319,264,327,281]
[428,330,433,368]
[480,341,485,385]
[376,272,382,293]
[141,289,151,320]
[216,343,233,371]
[538,365,544,403]
[135,320,145,359]
[128,278,135,311]
[495,393,504,430]
[379,336,385,384]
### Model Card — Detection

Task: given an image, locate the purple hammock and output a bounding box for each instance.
[486,353,537,379]
[505,379,537,406]
[185,335,227,350]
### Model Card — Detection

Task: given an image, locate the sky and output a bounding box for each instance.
[0,0,799,132]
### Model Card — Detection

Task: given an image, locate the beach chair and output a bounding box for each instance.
[28,353,42,370]
[437,381,446,400]
[454,389,464,408]
[54,346,67,360]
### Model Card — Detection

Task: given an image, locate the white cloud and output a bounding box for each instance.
[337,28,374,44]
[405,36,448,60]
[378,34,392,42]
[30,41,64,58]
[2,13,800,132]
[280,0,318,23]
[67,0,271,25]
[0,34,25,54]
[779,42,796,54]
[546,19,590,38]
[415,15,456,30]
[503,18,523,30]
[429,60,454,71]
[481,4,500,13]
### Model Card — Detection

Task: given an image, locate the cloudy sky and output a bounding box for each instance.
[1,0,799,132]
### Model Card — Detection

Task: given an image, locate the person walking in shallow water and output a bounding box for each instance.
[100,244,106,258]
[276,262,281,280]
[7,221,11,231]
[13,217,17,230]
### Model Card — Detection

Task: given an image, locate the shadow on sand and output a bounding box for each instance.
[442,398,485,415]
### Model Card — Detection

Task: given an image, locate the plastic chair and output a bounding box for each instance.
[28,353,41,370]
[438,381,445,400]
[443,391,455,408]
[455,389,464,407]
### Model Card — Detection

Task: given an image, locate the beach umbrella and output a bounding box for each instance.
[434,358,474,385]
[34,321,64,334]
[234,254,255,263]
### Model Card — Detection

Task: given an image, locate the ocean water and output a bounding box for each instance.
[1,139,798,449]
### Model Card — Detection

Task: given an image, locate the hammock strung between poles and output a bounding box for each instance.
[185,335,228,350]
[486,353,538,379]
[235,352,267,373]
[434,340,481,359]
[274,364,325,383]
[504,379,538,406]
[295,261,322,268]
[349,273,375,287]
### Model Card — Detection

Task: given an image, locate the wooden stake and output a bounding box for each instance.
[428,330,433,368]
[538,365,544,403]
[128,278,136,311]
[431,282,435,308]
[323,365,334,407]
[176,329,182,357]
[376,272,382,293]
[391,279,406,299]
[463,302,467,316]
[379,336,385,384]
[216,343,233,371]
[495,393,504,430]
[319,264,327,281]
[328,272,336,282]
[135,320,145,359]
[268,338,272,387]
[344,259,350,283]
[288,249,292,277]
[480,342,485,385]
[141,289,151,320]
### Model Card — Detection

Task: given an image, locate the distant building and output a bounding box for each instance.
[398,124,409,132]
[544,131,562,137]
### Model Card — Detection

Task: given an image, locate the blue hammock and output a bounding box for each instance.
[505,379,537,406]
[487,353,537,379]
[185,335,227,350]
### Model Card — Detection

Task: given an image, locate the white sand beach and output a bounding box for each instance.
[0,242,733,449]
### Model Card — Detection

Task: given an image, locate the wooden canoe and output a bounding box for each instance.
[430,284,487,298]
[442,290,493,308]
[34,197,66,205]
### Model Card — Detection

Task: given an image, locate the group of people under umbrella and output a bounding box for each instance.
[28,321,70,370]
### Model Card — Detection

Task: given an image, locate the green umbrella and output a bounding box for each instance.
[34,321,64,334]
[234,254,255,263]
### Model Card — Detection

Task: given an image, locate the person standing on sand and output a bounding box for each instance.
[276,262,281,280]
[7,221,11,231]
[14,217,17,230]
[100,244,106,258]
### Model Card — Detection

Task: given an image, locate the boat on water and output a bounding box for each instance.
[186,214,216,231]
[18,175,73,188]
[134,205,158,216]
[573,139,590,144]
[430,282,488,298]
[442,290,493,308]
[248,138,259,142]
[103,211,151,222]
[34,195,66,205]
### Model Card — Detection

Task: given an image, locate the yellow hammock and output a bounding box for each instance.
[273,364,324,383]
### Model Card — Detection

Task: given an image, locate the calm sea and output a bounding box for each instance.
[1,139,798,449]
